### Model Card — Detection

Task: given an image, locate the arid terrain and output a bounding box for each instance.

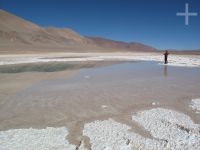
[0,9,200,150]
[0,9,157,54]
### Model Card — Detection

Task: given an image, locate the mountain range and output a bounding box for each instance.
[0,9,157,53]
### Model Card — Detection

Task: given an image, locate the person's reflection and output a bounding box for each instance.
[163,65,168,77]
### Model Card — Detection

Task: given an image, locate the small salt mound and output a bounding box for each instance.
[132,108,200,149]
[0,127,76,150]
[152,102,159,106]
[190,98,200,113]
[101,105,108,109]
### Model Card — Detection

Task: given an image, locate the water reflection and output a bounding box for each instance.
[163,65,168,77]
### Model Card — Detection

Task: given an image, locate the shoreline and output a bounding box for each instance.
[0,52,200,67]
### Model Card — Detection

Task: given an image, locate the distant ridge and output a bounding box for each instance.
[0,9,157,53]
[87,37,157,52]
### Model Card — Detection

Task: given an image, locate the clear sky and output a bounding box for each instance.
[0,0,200,50]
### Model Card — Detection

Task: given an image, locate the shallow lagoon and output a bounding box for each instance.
[0,61,200,148]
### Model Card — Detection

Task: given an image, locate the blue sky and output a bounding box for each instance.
[0,0,200,50]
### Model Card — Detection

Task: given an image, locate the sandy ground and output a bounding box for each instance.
[0,53,200,149]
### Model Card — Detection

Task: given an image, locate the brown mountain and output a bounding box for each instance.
[87,37,157,52]
[0,9,157,53]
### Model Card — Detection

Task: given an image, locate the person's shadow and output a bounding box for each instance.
[163,65,168,77]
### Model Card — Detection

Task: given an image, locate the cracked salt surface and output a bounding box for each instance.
[0,127,76,150]
[83,108,200,150]
[190,98,200,113]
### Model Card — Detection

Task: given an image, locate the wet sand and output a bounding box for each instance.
[0,60,200,147]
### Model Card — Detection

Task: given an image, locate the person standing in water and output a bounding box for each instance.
[164,50,169,64]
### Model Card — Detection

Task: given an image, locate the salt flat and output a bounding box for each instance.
[0,54,200,149]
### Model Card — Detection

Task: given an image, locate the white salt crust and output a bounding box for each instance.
[132,108,200,150]
[0,54,200,67]
[83,108,200,150]
[0,127,76,150]
[83,118,169,150]
[132,55,200,67]
[190,98,200,113]
[0,109,199,149]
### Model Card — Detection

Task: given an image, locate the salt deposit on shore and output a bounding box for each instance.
[83,119,165,150]
[134,55,200,67]
[0,53,200,67]
[190,98,200,113]
[0,127,76,150]
[83,108,200,150]
[0,109,199,149]
[132,108,200,150]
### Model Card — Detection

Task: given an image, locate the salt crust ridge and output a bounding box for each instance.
[190,98,200,113]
